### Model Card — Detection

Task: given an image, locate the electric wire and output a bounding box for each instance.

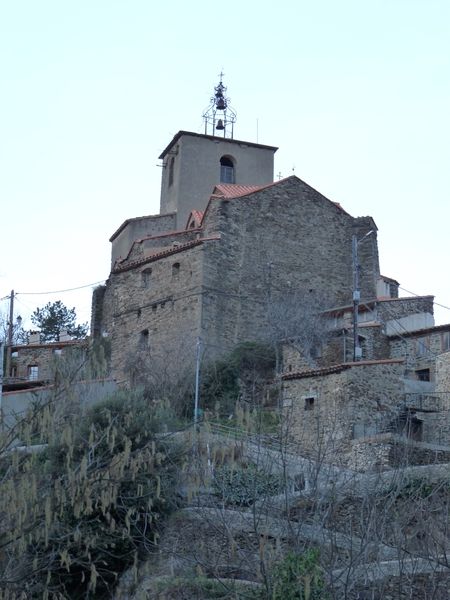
[399,286,450,312]
[17,280,106,296]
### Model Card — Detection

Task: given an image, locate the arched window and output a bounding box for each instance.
[168,156,175,187]
[141,268,152,288]
[172,262,180,279]
[220,156,235,183]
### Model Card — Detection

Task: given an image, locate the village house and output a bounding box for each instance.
[7,330,87,391]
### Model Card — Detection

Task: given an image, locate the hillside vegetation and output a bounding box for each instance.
[1,343,450,599]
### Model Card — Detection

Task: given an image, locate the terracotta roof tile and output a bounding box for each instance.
[112,236,220,274]
[185,210,205,229]
[282,358,404,380]
[212,184,265,198]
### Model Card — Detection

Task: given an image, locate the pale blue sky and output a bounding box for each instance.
[1,0,449,327]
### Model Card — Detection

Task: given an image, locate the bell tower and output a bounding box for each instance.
[202,71,236,138]
[159,76,278,229]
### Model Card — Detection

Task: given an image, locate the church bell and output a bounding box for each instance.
[216,97,226,110]
[216,119,225,131]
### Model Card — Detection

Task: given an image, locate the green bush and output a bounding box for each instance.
[0,390,184,598]
[213,463,284,506]
[270,550,327,600]
[200,342,276,417]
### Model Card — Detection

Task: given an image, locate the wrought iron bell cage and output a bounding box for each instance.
[202,75,236,138]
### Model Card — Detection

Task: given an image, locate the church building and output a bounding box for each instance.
[91,77,419,384]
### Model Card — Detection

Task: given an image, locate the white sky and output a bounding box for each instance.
[1,0,449,328]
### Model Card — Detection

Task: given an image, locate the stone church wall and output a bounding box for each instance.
[200,177,380,353]
[96,176,382,382]
[99,243,207,382]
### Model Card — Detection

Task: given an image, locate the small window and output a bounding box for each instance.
[139,329,149,349]
[11,351,18,358]
[142,268,152,288]
[10,366,17,378]
[28,365,39,381]
[172,262,180,279]
[53,348,63,356]
[304,397,315,411]
[220,156,235,183]
[442,331,450,352]
[416,368,430,382]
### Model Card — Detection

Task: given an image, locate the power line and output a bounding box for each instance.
[399,286,450,312]
[17,280,106,296]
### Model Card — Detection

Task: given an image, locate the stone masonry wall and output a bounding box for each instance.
[436,351,450,395]
[11,342,86,382]
[124,229,201,264]
[389,329,449,379]
[97,176,382,382]
[200,177,380,353]
[283,361,405,462]
[377,296,434,324]
[100,243,208,382]
[110,213,177,266]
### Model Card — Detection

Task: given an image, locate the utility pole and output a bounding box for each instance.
[0,340,4,431]
[194,337,202,424]
[5,289,14,380]
[352,237,361,362]
[352,231,374,362]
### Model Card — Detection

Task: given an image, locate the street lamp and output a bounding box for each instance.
[352,230,374,361]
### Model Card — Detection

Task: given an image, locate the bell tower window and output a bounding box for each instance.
[220,156,235,183]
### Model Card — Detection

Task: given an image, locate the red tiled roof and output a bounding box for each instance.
[190,210,204,222]
[282,358,404,380]
[115,228,203,265]
[212,184,265,198]
[112,236,220,274]
[185,210,204,229]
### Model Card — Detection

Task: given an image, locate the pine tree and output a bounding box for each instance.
[31,300,88,342]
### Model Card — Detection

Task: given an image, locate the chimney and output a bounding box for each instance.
[29,331,40,344]
[59,329,72,342]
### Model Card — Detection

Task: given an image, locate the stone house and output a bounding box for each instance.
[282,354,450,468]
[8,334,87,390]
[282,359,406,467]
